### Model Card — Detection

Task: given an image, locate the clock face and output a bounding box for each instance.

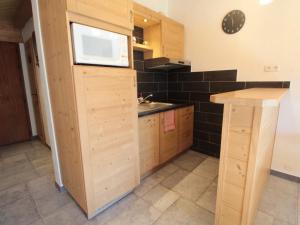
[222,10,246,34]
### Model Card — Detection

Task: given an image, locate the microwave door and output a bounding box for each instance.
[71,23,129,67]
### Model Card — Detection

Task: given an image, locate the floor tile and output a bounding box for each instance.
[192,157,219,180]
[134,173,165,197]
[0,197,40,225]
[259,177,297,225]
[0,142,33,158]
[0,170,39,191]
[100,198,161,225]
[196,181,217,213]
[142,184,180,212]
[153,198,214,225]
[254,211,274,225]
[27,175,57,199]
[0,183,29,208]
[172,151,207,171]
[30,219,45,225]
[273,220,294,225]
[172,173,212,201]
[94,193,138,225]
[154,163,179,179]
[44,202,87,225]
[161,169,190,190]
[266,176,298,197]
[34,188,72,217]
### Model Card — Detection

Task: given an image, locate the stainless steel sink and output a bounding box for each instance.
[138,102,175,113]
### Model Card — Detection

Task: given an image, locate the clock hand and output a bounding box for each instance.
[231,16,234,27]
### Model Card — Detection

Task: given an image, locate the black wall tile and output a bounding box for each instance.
[168,92,190,101]
[134,60,144,72]
[168,73,178,82]
[178,72,204,81]
[182,82,209,92]
[197,112,223,124]
[134,51,144,61]
[190,93,211,102]
[137,72,154,83]
[210,82,246,93]
[204,70,237,81]
[154,73,168,82]
[245,81,283,88]
[283,82,290,88]
[168,82,182,92]
[197,122,222,133]
[199,103,224,114]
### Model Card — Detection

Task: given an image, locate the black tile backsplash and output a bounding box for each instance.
[133,27,290,157]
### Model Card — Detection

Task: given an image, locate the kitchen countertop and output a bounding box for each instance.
[210,88,288,107]
[138,102,194,118]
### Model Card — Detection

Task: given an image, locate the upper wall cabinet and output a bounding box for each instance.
[67,0,134,30]
[133,2,184,60]
[161,17,184,59]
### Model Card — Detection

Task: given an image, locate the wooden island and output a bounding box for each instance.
[211,88,288,225]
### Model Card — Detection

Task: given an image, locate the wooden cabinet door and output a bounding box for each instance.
[67,0,134,30]
[178,106,194,153]
[73,66,139,215]
[159,110,179,164]
[138,114,159,177]
[161,17,184,59]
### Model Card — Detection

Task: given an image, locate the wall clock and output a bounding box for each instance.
[222,10,246,34]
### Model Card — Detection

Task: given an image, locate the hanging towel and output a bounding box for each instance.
[164,110,176,132]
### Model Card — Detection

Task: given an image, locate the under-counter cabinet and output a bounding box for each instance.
[178,106,194,153]
[67,0,134,30]
[138,106,194,175]
[138,114,159,177]
[159,110,179,164]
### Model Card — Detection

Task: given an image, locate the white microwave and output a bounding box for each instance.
[71,23,129,67]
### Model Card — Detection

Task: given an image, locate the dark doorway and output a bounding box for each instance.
[0,41,31,145]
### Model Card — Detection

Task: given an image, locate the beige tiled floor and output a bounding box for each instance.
[0,141,299,225]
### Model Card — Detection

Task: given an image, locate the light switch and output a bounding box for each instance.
[264,65,280,72]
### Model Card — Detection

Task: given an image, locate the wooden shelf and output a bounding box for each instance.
[133,43,153,53]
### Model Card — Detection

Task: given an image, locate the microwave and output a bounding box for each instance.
[71,23,129,67]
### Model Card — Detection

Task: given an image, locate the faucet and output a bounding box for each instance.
[138,93,153,104]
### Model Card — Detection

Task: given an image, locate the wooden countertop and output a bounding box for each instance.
[210,88,288,107]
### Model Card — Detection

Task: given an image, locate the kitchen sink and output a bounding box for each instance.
[138,102,175,113]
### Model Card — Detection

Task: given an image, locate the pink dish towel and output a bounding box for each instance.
[164,110,176,132]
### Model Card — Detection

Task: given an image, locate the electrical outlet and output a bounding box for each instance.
[264,65,280,72]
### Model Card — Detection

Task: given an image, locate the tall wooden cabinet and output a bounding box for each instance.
[39,0,139,218]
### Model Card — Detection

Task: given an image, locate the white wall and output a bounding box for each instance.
[168,0,300,177]
[134,0,168,15]
[20,18,37,136]
[19,43,37,136]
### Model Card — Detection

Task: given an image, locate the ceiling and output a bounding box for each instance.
[0,0,32,28]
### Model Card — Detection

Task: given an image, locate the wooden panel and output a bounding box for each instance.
[224,157,247,188]
[73,66,139,215]
[0,22,21,43]
[39,0,87,212]
[161,16,184,59]
[67,0,134,30]
[138,114,159,176]
[220,205,241,225]
[222,182,244,212]
[214,88,285,225]
[133,2,160,28]
[144,24,162,59]
[241,106,280,225]
[159,110,178,164]
[0,41,31,145]
[178,106,194,153]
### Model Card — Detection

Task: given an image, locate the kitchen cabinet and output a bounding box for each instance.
[73,66,139,216]
[39,0,138,218]
[161,17,184,59]
[67,0,134,30]
[133,2,184,60]
[159,110,179,164]
[178,106,194,153]
[138,114,159,177]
